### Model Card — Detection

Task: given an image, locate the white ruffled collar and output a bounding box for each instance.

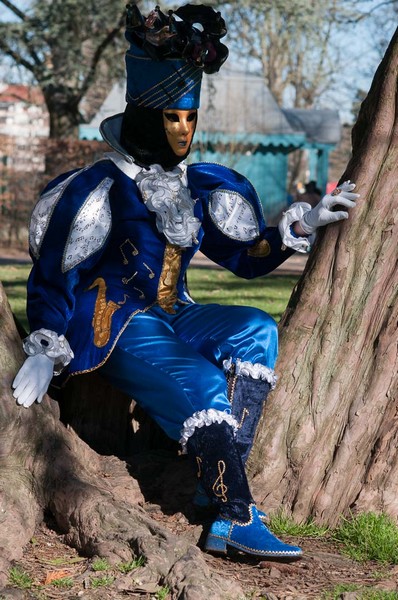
[102,117,201,248]
[135,163,201,248]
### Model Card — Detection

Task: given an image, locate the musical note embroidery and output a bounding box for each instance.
[133,287,145,300]
[143,262,155,279]
[119,238,139,264]
[196,456,202,478]
[212,460,228,503]
[122,271,137,285]
[238,408,250,429]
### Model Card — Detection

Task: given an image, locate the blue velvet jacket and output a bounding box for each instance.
[26,153,294,378]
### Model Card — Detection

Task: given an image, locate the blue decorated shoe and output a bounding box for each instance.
[204,504,302,558]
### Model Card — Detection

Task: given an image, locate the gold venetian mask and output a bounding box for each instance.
[163,109,197,157]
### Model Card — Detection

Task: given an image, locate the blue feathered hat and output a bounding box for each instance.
[125,3,228,110]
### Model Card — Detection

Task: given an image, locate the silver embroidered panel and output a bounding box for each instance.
[62,177,113,272]
[29,169,83,259]
[209,189,260,241]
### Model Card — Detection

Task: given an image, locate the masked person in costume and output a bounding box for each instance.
[12,4,358,558]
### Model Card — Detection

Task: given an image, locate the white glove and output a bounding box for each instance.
[299,181,359,235]
[12,354,55,408]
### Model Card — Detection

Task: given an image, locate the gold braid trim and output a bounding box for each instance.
[238,407,250,429]
[157,244,182,314]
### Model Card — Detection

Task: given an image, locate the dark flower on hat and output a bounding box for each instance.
[126,3,228,74]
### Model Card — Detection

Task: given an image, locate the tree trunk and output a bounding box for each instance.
[0,283,242,598]
[250,28,398,527]
[43,86,82,139]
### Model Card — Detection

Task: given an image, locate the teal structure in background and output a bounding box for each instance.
[189,132,307,224]
[79,72,341,223]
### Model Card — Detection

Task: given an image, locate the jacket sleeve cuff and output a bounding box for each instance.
[23,329,74,376]
[278,202,316,254]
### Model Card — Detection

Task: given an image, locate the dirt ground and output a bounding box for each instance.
[4,502,398,600]
[4,449,398,600]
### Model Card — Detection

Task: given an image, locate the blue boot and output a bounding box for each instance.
[205,504,302,557]
[186,420,302,558]
[227,369,272,464]
[193,371,271,511]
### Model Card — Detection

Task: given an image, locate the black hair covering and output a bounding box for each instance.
[120,104,197,169]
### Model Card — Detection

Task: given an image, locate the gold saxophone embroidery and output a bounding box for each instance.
[213,460,228,503]
[247,239,271,257]
[157,244,182,314]
[196,456,202,478]
[238,407,250,429]
[87,277,128,348]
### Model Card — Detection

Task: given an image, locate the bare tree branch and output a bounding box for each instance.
[0,0,27,21]
[77,12,125,104]
[0,38,35,72]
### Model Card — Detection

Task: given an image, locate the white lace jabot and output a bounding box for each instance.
[135,163,201,248]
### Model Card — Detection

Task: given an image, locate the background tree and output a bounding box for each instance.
[220,0,364,108]
[0,0,149,138]
[250,26,398,527]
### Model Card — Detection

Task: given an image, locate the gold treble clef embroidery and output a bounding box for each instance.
[238,407,250,429]
[212,460,228,503]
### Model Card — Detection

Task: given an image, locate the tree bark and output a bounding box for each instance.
[250,28,398,527]
[0,284,242,598]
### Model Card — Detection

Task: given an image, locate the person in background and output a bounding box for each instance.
[12,4,358,559]
[299,180,322,207]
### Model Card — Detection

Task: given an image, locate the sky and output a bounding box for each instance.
[326,2,397,122]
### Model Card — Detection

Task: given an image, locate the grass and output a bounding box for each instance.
[0,264,30,331]
[323,585,398,599]
[90,574,115,587]
[8,566,33,589]
[187,267,299,321]
[334,512,398,564]
[91,557,111,571]
[155,586,171,600]
[269,509,329,538]
[51,576,74,588]
[0,263,299,333]
[117,556,146,573]
[269,510,398,566]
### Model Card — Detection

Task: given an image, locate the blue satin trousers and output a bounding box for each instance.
[100,303,278,441]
